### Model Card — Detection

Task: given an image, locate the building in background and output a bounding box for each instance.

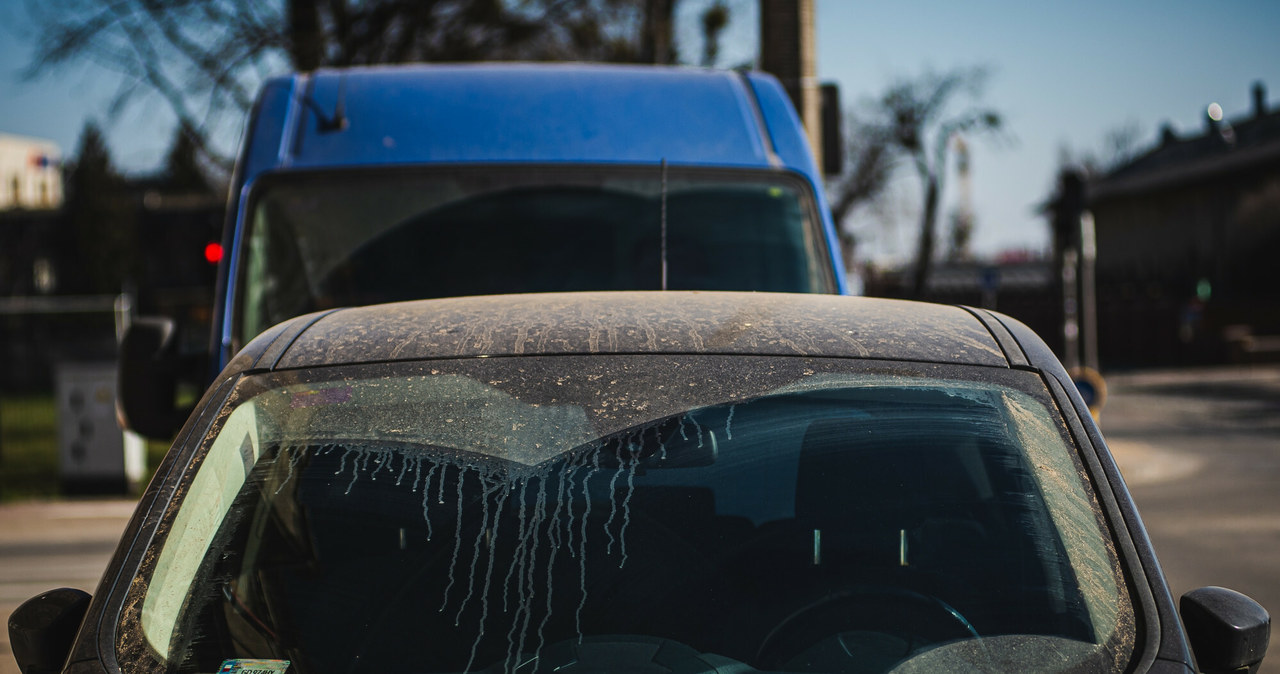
[1090,82,1280,366]
[0,133,62,210]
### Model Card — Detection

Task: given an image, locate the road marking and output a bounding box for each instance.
[1106,439,1205,486]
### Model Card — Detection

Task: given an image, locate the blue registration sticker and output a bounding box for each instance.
[217,659,290,674]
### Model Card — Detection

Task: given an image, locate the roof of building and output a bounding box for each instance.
[1092,83,1280,201]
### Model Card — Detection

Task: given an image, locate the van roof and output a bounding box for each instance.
[241,63,818,183]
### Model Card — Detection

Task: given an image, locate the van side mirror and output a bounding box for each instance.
[8,588,92,674]
[1181,586,1270,674]
[118,317,182,439]
[820,83,843,177]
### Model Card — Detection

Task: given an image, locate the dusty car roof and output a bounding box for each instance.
[243,292,1010,371]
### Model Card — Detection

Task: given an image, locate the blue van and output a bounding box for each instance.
[122,63,847,436]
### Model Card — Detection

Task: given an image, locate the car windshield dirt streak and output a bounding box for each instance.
[276,435,651,673]
[296,425,663,673]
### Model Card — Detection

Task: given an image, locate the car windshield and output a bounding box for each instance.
[236,167,833,346]
[119,356,1135,674]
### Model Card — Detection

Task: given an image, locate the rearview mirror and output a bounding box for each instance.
[8,587,91,674]
[1180,586,1270,674]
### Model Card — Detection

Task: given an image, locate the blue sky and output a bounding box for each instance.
[4,0,1280,261]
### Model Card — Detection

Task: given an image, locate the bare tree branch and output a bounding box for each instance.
[23,0,681,178]
[828,121,893,226]
[835,66,1005,297]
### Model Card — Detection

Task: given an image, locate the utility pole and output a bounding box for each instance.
[760,0,822,169]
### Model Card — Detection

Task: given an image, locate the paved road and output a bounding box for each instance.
[1103,365,1280,674]
[1,366,1276,673]
[0,500,134,674]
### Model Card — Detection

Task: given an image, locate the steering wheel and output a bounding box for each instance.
[756,586,980,671]
[473,634,749,673]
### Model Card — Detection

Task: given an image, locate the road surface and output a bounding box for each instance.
[1103,365,1280,674]
[0,500,133,674]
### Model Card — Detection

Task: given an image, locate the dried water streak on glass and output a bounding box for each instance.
[395,452,411,486]
[384,440,627,670]
[274,447,306,495]
[725,403,736,440]
[563,455,583,557]
[333,444,349,477]
[603,440,625,555]
[618,440,641,568]
[536,461,572,662]
[505,476,539,673]
[368,451,385,481]
[338,446,361,494]
[421,463,439,540]
[503,478,531,614]
[516,474,550,671]
[456,474,500,626]
[440,465,467,612]
[575,450,600,640]
[465,475,512,673]
[351,447,374,493]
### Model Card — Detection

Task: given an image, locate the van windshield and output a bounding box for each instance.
[236,167,834,345]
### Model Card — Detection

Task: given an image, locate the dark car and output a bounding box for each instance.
[11,292,1269,674]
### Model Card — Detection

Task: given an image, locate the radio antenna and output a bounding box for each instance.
[660,158,668,291]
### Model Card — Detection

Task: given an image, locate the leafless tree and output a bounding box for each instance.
[828,114,894,230]
[825,114,893,268]
[884,67,1002,296]
[833,67,1003,297]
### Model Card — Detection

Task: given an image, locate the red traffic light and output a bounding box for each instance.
[204,242,223,264]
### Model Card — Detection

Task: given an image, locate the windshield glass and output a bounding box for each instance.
[119,356,1134,674]
[236,167,833,345]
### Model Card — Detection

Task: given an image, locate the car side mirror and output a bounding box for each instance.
[8,588,92,674]
[118,317,182,439]
[1181,586,1270,674]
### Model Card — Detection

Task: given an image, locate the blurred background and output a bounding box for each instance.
[0,0,1277,671]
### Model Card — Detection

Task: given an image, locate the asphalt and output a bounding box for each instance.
[0,499,135,674]
[1099,363,1280,486]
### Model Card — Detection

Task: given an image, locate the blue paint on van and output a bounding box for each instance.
[212,64,848,371]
